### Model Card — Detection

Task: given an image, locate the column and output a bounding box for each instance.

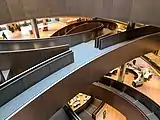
[118,22,135,82]
[30,18,40,38]
[42,19,48,31]
[42,19,47,25]
[117,64,127,82]
[154,50,159,56]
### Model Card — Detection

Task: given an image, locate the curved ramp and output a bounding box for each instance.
[0,45,69,79]
[83,77,160,120]
[52,20,117,36]
[0,20,116,80]
[0,21,111,52]
[83,82,148,120]
[65,22,103,35]
[98,77,160,119]
[0,22,160,120]
[0,20,116,52]
[4,32,160,120]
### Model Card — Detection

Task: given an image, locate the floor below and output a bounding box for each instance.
[1,21,66,40]
[90,57,160,120]
[110,57,160,105]
[96,103,126,120]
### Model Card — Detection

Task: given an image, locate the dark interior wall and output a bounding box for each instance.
[49,108,70,120]
[1,0,160,26]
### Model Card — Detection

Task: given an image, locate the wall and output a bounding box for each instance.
[0,0,160,26]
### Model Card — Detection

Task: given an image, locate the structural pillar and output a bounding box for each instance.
[117,65,127,82]
[31,18,40,38]
[42,19,47,25]
[154,50,160,56]
[118,22,135,82]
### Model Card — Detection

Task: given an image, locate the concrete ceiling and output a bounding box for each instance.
[0,0,160,26]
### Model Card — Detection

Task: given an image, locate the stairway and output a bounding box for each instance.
[49,108,70,120]
[78,98,102,120]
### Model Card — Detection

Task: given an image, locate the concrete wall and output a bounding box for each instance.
[1,0,160,26]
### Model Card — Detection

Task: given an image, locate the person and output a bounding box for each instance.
[2,32,7,39]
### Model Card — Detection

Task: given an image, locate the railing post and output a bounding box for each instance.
[31,18,40,38]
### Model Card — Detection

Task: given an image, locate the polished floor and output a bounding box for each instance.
[1,21,66,40]
[100,57,160,120]
[78,98,126,120]
[145,52,160,69]
[1,17,88,40]
[1,19,160,119]
[97,104,126,120]
[111,57,160,105]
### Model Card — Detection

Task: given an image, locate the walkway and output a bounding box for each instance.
[0,40,128,120]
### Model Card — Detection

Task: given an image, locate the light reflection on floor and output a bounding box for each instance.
[110,57,160,105]
[96,103,126,120]
[145,52,160,70]
[1,21,66,40]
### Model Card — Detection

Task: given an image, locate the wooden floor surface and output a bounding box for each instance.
[98,57,160,120]
[105,104,126,120]
[4,21,160,119]
[124,58,160,105]
[145,53,160,67]
[96,103,126,120]
[2,21,66,40]
[111,57,160,105]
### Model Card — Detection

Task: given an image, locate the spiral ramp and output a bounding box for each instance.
[0,3,160,119]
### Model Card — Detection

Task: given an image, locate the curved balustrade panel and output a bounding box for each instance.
[93,19,118,31]
[0,37,70,51]
[65,22,103,35]
[7,33,160,120]
[92,101,105,120]
[96,26,160,49]
[83,82,148,120]
[51,21,86,36]
[0,45,69,77]
[98,77,160,119]
[63,105,82,120]
[0,72,5,84]
[0,50,74,107]
[65,22,104,42]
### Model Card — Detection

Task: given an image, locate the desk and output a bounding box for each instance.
[68,93,91,111]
